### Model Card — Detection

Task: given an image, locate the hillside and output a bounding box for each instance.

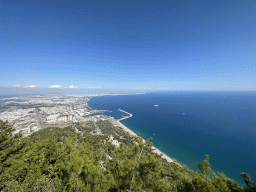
[0,120,255,192]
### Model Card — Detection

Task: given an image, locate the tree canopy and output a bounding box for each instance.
[0,120,253,191]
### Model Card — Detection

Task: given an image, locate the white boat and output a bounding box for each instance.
[154,105,158,107]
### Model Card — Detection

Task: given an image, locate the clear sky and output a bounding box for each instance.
[0,0,255,92]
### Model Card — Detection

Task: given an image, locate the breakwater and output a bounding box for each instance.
[118,109,132,121]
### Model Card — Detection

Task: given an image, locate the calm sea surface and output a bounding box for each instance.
[88,91,256,187]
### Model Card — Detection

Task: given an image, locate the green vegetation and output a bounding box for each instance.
[76,121,96,132]
[0,119,255,191]
[96,120,133,145]
[29,126,77,142]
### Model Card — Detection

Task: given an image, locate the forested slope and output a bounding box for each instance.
[0,120,255,191]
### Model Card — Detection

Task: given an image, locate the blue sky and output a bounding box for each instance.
[0,0,255,91]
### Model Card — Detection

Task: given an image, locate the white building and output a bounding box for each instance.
[46,114,59,121]
[32,126,38,132]
[68,115,73,121]
[58,116,68,122]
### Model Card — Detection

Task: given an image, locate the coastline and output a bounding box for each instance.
[86,97,174,164]
[85,93,255,186]
[118,119,174,163]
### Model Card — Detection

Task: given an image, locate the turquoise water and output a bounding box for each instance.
[87,91,256,187]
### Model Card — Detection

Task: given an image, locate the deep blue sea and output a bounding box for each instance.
[87,91,256,187]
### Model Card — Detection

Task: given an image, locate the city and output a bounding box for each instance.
[0,94,110,137]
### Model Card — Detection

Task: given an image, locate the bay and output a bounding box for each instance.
[88,91,256,187]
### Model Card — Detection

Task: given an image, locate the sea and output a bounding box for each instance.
[87,91,256,187]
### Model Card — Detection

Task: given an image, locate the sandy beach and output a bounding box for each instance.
[111,118,137,137]
[111,118,174,163]
[86,99,174,164]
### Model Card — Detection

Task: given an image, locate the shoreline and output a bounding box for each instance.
[86,97,174,164]
[117,119,174,163]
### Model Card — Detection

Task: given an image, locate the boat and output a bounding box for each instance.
[154,105,158,107]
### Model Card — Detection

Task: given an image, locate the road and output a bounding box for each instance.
[35,108,44,129]
[93,120,102,135]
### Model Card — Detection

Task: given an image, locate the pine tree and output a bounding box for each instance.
[197,154,213,182]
